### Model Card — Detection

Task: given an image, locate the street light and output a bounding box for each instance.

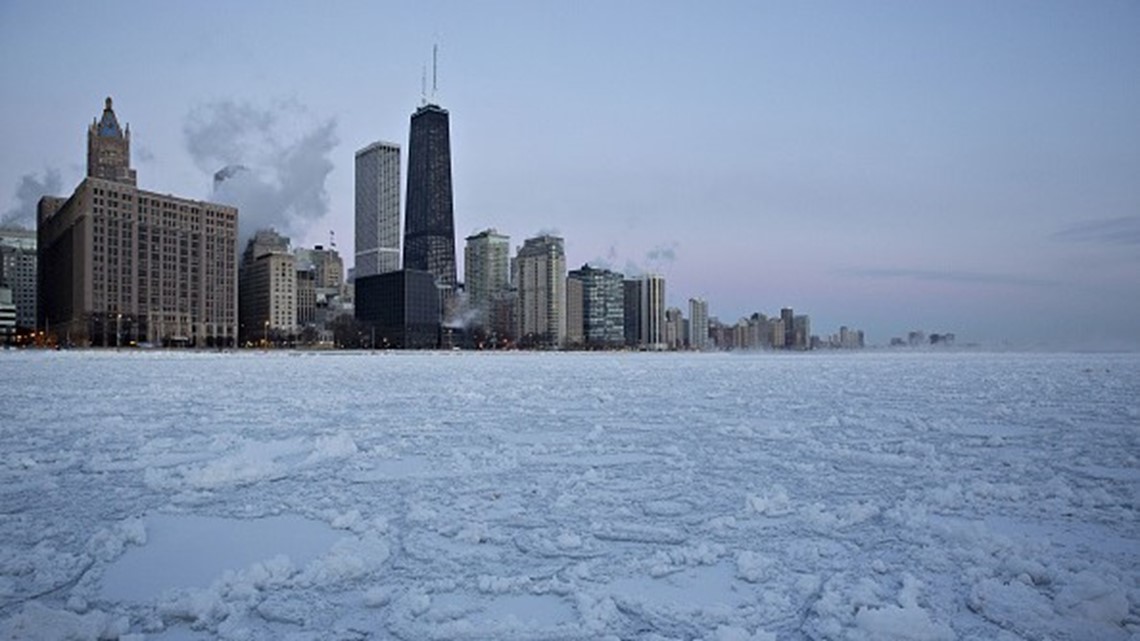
[116,313,122,349]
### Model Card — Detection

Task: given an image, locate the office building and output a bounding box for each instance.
[665,307,683,350]
[38,98,238,347]
[355,141,401,278]
[641,274,666,350]
[565,276,584,346]
[568,264,625,348]
[688,298,708,351]
[403,103,456,315]
[793,315,811,350]
[355,269,440,349]
[623,279,642,348]
[0,226,36,330]
[515,234,566,348]
[780,307,795,348]
[464,229,510,328]
[239,229,296,345]
[0,287,14,343]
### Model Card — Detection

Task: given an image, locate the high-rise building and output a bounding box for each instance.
[515,235,566,348]
[565,276,584,346]
[568,264,625,348]
[0,226,36,330]
[641,274,666,350]
[464,229,510,327]
[793,315,811,350]
[623,279,642,348]
[665,307,683,350]
[355,141,401,278]
[688,298,709,351]
[0,287,14,344]
[780,307,795,348]
[403,103,456,312]
[38,98,238,347]
[239,229,296,345]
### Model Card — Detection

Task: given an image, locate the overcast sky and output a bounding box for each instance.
[2,1,1137,347]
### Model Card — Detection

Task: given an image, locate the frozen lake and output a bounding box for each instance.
[0,350,1137,640]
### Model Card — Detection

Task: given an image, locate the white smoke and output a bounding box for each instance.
[183,100,338,244]
[2,169,63,227]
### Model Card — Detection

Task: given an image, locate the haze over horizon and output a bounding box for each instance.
[2,1,1137,349]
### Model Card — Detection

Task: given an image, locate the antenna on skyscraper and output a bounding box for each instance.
[431,43,438,100]
[421,64,427,105]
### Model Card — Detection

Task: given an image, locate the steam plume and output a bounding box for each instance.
[2,169,63,228]
[183,100,337,244]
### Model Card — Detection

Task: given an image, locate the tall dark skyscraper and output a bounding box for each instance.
[403,103,457,299]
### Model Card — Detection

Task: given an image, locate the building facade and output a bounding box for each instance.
[515,235,566,349]
[623,279,642,348]
[355,269,440,349]
[565,277,584,346]
[37,98,237,347]
[688,298,709,351]
[0,226,36,330]
[403,103,457,313]
[239,229,296,345]
[568,264,625,348]
[464,229,510,328]
[0,287,14,343]
[641,274,666,350]
[354,141,401,278]
[665,307,683,350]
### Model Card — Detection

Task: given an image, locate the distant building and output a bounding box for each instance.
[404,103,457,318]
[515,234,566,348]
[355,141,401,278]
[568,264,624,348]
[0,226,36,330]
[0,287,14,344]
[565,276,584,346]
[464,229,510,329]
[641,274,666,350]
[355,269,440,349]
[769,319,785,349]
[239,230,296,345]
[780,307,795,348]
[296,267,316,329]
[688,298,709,351]
[38,98,238,347]
[623,279,642,348]
[665,307,683,350]
[792,315,811,350]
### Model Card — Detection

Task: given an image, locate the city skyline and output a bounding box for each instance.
[2,1,1138,348]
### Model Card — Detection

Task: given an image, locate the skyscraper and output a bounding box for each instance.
[641,274,666,350]
[515,235,566,349]
[403,103,456,303]
[568,264,625,348]
[0,226,36,331]
[464,229,510,325]
[623,279,642,348]
[38,98,237,347]
[238,229,296,346]
[780,307,795,348]
[688,298,709,351]
[355,141,401,278]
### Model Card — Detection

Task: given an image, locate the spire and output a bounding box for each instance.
[97,96,123,138]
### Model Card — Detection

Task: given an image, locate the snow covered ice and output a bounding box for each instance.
[0,350,1137,640]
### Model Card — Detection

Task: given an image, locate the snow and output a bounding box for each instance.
[0,350,1137,640]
